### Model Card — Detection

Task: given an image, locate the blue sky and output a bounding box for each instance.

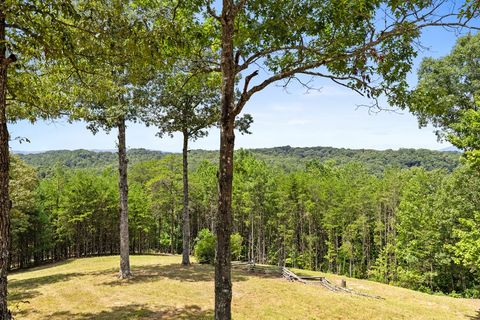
[10,21,468,153]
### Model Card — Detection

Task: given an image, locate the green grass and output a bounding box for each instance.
[7,255,479,319]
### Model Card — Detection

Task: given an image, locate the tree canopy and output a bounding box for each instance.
[1,1,480,319]
[409,33,480,167]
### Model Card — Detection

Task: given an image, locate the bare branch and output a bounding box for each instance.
[229,1,480,116]
[234,50,241,68]
[355,99,402,115]
[5,23,33,36]
[234,70,258,114]
[233,0,247,15]
[5,54,16,65]
[207,4,220,20]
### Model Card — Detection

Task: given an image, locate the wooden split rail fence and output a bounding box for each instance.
[232,261,383,300]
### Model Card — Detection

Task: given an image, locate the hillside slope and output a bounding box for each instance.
[8,255,478,319]
[16,146,461,176]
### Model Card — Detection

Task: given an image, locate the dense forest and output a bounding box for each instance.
[16,149,167,177]
[16,146,461,177]
[9,149,480,297]
[1,0,480,319]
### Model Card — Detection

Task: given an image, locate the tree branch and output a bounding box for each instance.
[5,54,17,65]
[234,70,258,114]
[233,0,247,15]
[230,1,480,116]
[207,4,220,20]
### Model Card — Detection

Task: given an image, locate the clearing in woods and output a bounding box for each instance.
[7,255,480,319]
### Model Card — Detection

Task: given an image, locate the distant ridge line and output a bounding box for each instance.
[12,145,461,154]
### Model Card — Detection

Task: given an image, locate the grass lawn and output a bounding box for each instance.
[7,255,480,319]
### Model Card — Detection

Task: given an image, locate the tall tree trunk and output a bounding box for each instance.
[216,118,235,320]
[216,1,235,318]
[170,206,174,254]
[118,116,131,279]
[182,131,190,265]
[250,210,254,263]
[0,7,11,319]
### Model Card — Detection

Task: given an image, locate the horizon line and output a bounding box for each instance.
[11,144,460,154]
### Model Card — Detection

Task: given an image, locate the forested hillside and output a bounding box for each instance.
[16,149,167,177]
[16,146,461,177]
[2,0,480,319]
[9,150,479,298]
[234,146,461,173]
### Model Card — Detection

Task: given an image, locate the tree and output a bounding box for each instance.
[141,70,221,265]
[233,150,274,265]
[7,146,480,299]
[71,0,206,277]
[202,1,476,318]
[0,1,87,317]
[438,166,480,295]
[9,156,38,269]
[395,168,446,292]
[146,155,183,254]
[190,160,218,235]
[408,33,480,167]
[128,182,154,254]
[68,0,166,278]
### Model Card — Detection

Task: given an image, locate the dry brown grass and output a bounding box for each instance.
[7,255,480,319]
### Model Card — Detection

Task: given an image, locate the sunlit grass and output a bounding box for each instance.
[7,255,479,319]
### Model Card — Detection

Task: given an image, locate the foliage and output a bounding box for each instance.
[449,110,480,167]
[408,33,480,167]
[9,156,39,268]
[194,228,216,264]
[60,0,174,131]
[7,142,479,299]
[441,167,480,278]
[18,149,166,178]
[140,68,221,140]
[5,1,88,122]
[146,155,183,254]
[193,229,244,264]
[230,233,243,261]
[17,146,461,177]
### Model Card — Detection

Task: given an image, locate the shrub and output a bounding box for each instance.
[194,229,245,264]
[194,229,216,264]
[231,232,243,261]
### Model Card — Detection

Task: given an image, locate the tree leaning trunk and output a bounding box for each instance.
[118,117,131,279]
[216,2,236,317]
[0,8,11,320]
[181,131,190,265]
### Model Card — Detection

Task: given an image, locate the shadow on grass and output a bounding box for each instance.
[7,260,281,317]
[100,262,282,287]
[8,259,75,275]
[9,272,83,291]
[9,273,85,318]
[8,289,40,302]
[100,263,248,286]
[467,309,480,320]
[49,304,213,319]
[9,272,84,303]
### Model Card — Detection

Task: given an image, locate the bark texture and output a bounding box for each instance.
[181,131,190,265]
[118,117,131,279]
[216,1,235,318]
[0,7,11,319]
